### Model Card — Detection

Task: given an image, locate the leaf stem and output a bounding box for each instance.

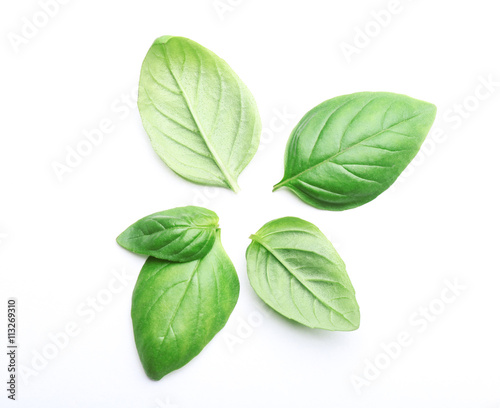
[272,181,287,192]
[227,178,241,193]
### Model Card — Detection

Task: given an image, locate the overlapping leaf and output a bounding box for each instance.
[132,230,239,380]
[117,206,218,262]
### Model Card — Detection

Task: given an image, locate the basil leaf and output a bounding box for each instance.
[132,230,239,380]
[138,36,262,192]
[246,217,360,331]
[273,92,437,210]
[117,206,219,262]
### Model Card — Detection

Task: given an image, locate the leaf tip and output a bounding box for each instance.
[116,232,126,247]
[144,366,168,381]
[116,229,133,252]
[430,102,438,117]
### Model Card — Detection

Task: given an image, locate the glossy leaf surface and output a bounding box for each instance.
[132,231,239,380]
[117,206,218,262]
[274,92,437,210]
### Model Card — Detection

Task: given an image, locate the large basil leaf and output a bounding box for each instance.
[246,217,360,331]
[116,206,219,262]
[138,36,262,192]
[132,230,239,380]
[273,92,437,210]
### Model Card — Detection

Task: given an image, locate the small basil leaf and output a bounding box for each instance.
[273,92,437,210]
[117,206,219,262]
[246,217,360,331]
[132,230,239,380]
[138,36,262,192]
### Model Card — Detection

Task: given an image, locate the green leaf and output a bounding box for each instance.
[273,92,437,210]
[138,36,262,192]
[246,217,360,331]
[117,206,219,262]
[132,230,239,380]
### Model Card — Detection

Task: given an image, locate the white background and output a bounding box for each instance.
[1,0,499,407]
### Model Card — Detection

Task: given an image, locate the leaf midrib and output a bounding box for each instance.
[153,258,202,362]
[250,234,356,327]
[274,109,433,190]
[160,40,240,192]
